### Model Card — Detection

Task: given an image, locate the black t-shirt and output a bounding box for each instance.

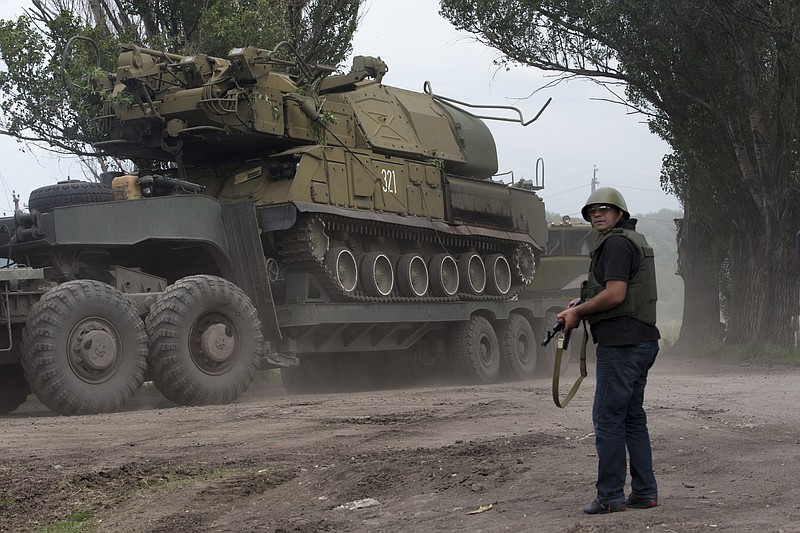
[589,221,661,346]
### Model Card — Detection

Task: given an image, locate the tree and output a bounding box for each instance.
[0,0,362,173]
[441,0,800,349]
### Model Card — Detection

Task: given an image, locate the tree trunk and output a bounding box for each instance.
[86,0,109,32]
[673,212,724,353]
[723,201,800,348]
[763,227,800,347]
[724,230,763,345]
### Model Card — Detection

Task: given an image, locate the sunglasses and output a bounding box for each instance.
[586,205,615,216]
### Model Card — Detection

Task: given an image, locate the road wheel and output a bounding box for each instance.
[536,308,571,377]
[497,314,538,380]
[484,254,512,296]
[396,254,428,297]
[449,315,500,384]
[146,275,264,406]
[458,253,486,294]
[28,181,113,213]
[325,247,358,293]
[429,254,459,297]
[360,252,394,297]
[21,280,148,415]
[0,364,31,414]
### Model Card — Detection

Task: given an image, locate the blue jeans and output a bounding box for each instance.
[593,341,659,503]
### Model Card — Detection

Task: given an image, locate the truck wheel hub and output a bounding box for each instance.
[78,328,118,371]
[200,323,235,362]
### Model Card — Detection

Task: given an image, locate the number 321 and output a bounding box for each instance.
[381,169,397,194]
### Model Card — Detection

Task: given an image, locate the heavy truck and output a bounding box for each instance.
[525,216,596,374]
[0,40,579,416]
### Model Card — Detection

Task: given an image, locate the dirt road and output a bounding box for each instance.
[1,355,799,532]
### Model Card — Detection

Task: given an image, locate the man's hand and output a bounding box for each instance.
[557,306,582,332]
[557,280,628,332]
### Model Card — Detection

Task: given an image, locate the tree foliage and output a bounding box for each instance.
[0,0,361,169]
[441,0,800,347]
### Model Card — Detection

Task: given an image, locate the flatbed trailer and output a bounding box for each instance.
[0,195,577,415]
[272,296,565,392]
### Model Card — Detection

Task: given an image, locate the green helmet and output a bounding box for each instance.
[581,187,630,221]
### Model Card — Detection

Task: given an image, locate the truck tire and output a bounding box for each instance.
[28,181,113,213]
[145,275,263,406]
[496,314,538,380]
[0,364,31,414]
[449,315,500,384]
[536,308,572,377]
[20,280,148,415]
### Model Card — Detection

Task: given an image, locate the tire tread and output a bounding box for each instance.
[20,280,147,415]
[145,275,263,406]
[28,181,113,212]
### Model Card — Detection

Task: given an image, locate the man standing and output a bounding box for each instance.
[557,187,660,514]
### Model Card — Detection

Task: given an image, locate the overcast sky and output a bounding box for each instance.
[0,0,681,218]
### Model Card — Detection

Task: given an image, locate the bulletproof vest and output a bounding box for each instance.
[583,228,658,326]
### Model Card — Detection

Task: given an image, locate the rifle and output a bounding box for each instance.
[541,317,570,349]
[541,300,580,349]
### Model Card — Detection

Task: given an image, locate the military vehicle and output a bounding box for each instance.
[524,216,596,374]
[0,39,562,415]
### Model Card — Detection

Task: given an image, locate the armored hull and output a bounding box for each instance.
[89,43,547,303]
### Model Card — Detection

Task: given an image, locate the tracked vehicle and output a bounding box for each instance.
[0,41,559,415]
[89,43,547,302]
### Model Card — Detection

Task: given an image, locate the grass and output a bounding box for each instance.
[1,496,19,508]
[134,466,243,491]
[34,511,96,533]
[29,466,265,533]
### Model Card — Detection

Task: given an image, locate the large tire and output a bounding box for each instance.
[145,275,263,406]
[497,314,538,381]
[0,364,31,414]
[449,315,500,384]
[20,280,148,415]
[28,181,113,213]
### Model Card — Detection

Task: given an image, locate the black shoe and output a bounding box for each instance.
[582,499,626,514]
[625,494,658,509]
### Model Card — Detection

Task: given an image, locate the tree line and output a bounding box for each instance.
[0,0,361,173]
[442,0,800,352]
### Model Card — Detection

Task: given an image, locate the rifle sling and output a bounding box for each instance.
[552,321,588,408]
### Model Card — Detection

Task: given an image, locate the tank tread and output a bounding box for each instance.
[277,213,533,303]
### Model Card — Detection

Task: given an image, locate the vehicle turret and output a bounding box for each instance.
[95,43,498,181]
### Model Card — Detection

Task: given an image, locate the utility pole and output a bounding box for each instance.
[591,165,599,193]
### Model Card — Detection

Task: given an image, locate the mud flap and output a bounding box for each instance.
[221,202,282,343]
